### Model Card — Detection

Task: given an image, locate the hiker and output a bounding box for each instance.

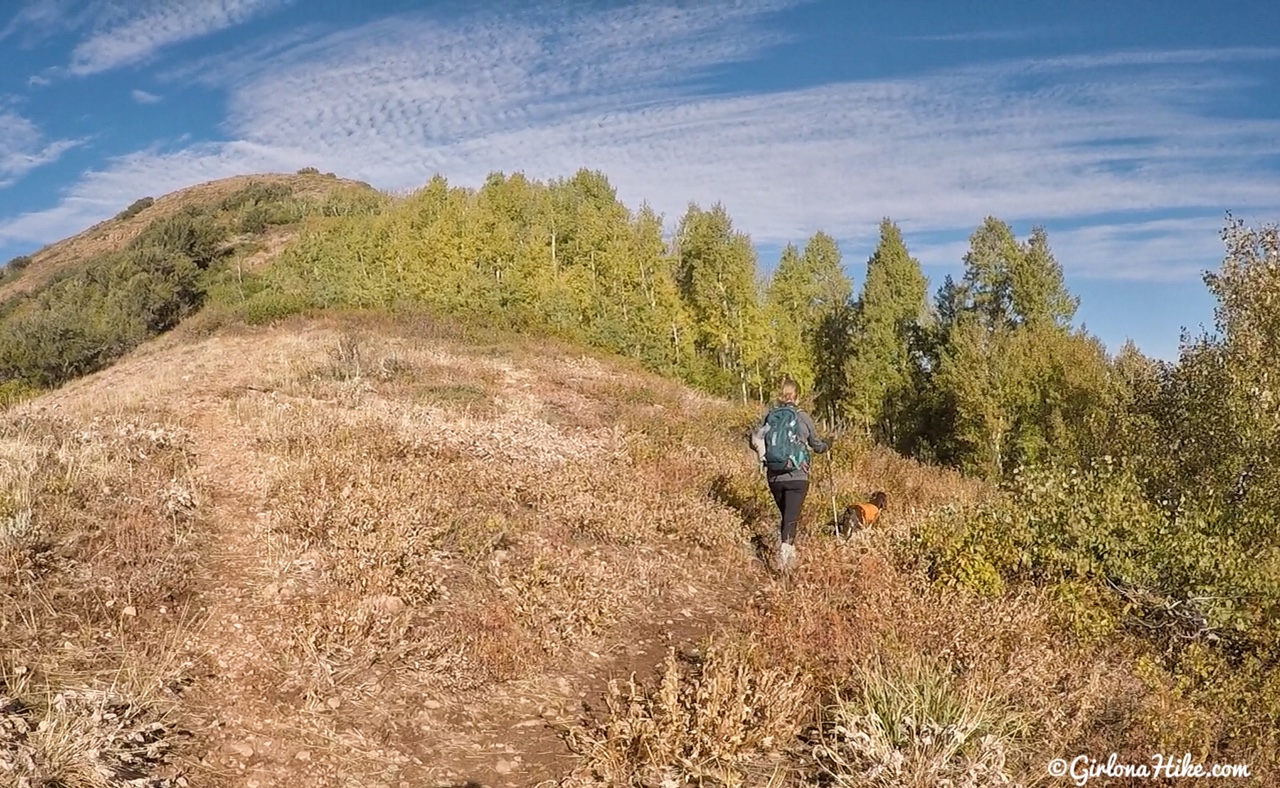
[749,377,830,571]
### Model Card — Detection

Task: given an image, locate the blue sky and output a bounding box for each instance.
[1,0,1278,361]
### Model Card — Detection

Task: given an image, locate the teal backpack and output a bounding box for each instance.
[762,405,809,472]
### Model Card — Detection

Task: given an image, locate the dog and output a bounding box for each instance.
[836,491,888,538]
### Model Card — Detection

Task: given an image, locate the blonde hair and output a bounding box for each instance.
[779,377,800,404]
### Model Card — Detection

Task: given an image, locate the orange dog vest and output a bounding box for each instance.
[852,502,881,526]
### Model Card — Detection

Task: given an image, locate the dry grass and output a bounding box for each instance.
[810,651,1023,787]
[0,666,189,788]
[562,637,811,787]
[2,311,1250,786]
[238,328,757,715]
[0,407,203,786]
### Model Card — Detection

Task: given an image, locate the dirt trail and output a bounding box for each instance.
[177,387,768,786]
[104,341,766,787]
[418,569,765,787]
[25,327,776,786]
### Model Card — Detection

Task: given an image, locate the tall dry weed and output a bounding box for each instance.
[810,652,1024,788]
[562,637,811,787]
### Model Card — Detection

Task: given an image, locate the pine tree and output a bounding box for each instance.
[918,218,1108,478]
[960,217,1021,329]
[802,232,854,417]
[1012,226,1079,329]
[843,219,929,441]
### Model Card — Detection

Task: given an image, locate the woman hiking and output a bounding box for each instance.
[749,377,831,572]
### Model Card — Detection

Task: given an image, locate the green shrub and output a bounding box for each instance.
[315,187,389,217]
[0,208,229,388]
[129,207,227,268]
[238,205,268,234]
[236,289,309,325]
[237,201,305,234]
[0,380,39,409]
[3,255,32,282]
[218,182,294,213]
[912,459,1280,658]
[115,197,154,221]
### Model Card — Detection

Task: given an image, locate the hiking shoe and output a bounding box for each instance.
[778,542,796,572]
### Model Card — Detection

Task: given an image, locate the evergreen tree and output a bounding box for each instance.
[843,219,929,441]
[917,218,1108,478]
[1012,226,1079,329]
[802,231,854,417]
[960,217,1021,329]
[802,231,853,320]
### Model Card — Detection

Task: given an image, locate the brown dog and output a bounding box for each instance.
[837,491,888,538]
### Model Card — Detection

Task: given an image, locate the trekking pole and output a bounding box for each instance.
[827,450,839,538]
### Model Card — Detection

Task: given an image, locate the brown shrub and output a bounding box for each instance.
[562,637,811,787]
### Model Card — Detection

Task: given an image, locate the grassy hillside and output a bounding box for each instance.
[2,170,1276,786]
[1,309,1268,787]
[0,171,385,403]
[0,170,375,302]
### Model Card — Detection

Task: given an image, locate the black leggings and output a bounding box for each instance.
[769,479,809,545]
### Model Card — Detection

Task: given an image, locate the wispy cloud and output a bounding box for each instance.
[219,1,796,144]
[3,2,1278,286]
[903,28,1061,43]
[0,140,289,243]
[213,32,1275,270]
[0,111,79,188]
[1021,46,1280,72]
[66,0,295,75]
[0,0,90,43]
[912,217,1228,283]
[131,89,162,104]
[1046,217,1229,282]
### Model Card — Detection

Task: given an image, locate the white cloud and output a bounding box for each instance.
[131,89,162,104]
[909,217,1227,283]
[902,29,1063,43]
[0,112,79,188]
[222,2,795,144]
[1013,46,1280,73]
[0,0,89,42]
[3,2,1278,287]
[67,0,295,75]
[1045,217,1229,282]
[0,141,295,245]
